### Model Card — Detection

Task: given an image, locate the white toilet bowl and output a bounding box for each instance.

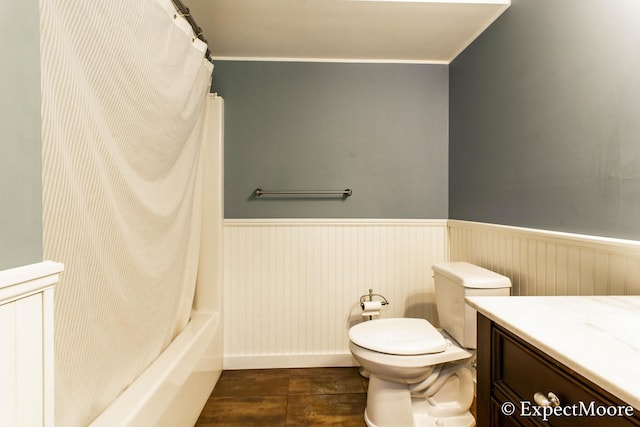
[349,318,475,427]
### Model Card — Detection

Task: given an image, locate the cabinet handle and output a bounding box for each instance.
[534,392,561,407]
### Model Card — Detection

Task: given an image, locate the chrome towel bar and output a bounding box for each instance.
[254,188,352,197]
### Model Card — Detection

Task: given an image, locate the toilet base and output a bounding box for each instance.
[364,409,475,427]
[363,366,475,427]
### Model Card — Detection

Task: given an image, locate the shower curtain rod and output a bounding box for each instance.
[170,0,212,62]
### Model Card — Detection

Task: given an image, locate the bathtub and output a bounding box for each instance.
[89,310,222,427]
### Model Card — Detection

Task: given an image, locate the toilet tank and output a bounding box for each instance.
[433,262,511,349]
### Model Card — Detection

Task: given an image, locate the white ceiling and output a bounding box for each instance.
[186,0,510,63]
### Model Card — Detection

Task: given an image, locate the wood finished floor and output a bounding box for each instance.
[195,367,367,426]
[195,367,476,426]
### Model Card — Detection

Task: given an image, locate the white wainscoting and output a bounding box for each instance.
[0,261,63,427]
[448,220,640,296]
[223,219,640,369]
[223,219,448,369]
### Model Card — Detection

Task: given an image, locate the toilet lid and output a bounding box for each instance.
[349,318,447,355]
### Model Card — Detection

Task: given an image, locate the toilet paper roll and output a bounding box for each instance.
[362,301,383,311]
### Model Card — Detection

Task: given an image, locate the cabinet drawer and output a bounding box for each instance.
[491,326,640,427]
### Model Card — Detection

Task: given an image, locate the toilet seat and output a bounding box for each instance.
[349,318,447,355]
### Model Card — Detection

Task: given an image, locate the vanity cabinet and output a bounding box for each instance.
[477,313,640,426]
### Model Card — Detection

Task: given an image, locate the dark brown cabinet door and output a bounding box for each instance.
[477,313,640,427]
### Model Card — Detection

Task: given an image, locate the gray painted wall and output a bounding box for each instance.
[450,0,640,240]
[0,2,43,269]
[212,61,448,219]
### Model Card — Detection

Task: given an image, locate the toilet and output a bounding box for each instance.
[349,262,511,427]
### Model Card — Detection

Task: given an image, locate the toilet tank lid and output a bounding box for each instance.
[432,262,512,289]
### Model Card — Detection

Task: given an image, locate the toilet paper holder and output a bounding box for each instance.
[359,289,389,309]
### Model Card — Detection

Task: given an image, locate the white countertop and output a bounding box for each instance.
[466,295,640,410]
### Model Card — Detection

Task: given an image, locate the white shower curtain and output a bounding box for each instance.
[40,0,213,425]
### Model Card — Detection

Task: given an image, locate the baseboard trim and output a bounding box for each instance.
[223,353,358,370]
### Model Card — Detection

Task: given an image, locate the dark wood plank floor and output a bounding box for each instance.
[195,367,368,426]
[195,366,476,426]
